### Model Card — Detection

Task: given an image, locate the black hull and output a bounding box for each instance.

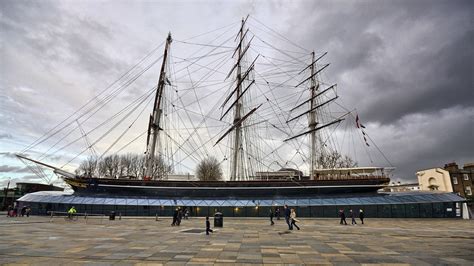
[65,178,389,198]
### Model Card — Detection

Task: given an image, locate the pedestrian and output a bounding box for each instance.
[275,207,280,220]
[205,216,213,235]
[171,208,178,226]
[21,206,28,217]
[269,208,274,225]
[184,208,189,220]
[67,206,77,220]
[13,202,18,217]
[26,206,31,217]
[350,209,357,225]
[7,205,13,217]
[290,209,300,230]
[284,205,292,230]
[339,209,347,225]
[177,208,183,226]
[359,209,364,224]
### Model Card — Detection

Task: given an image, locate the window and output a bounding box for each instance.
[428,177,439,191]
[452,177,458,185]
[466,186,472,196]
[463,174,469,181]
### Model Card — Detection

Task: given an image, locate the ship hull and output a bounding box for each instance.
[64,178,389,198]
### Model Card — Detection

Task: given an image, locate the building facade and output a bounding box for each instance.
[416,168,453,192]
[444,163,473,199]
[17,190,466,218]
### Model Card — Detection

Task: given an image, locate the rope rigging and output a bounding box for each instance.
[22,16,393,181]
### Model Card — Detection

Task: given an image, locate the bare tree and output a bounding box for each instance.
[77,156,98,177]
[128,154,144,178]
[76,153,171,180]
[196,157,223,181]
[317,151,357,169]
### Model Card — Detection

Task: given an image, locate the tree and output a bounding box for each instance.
[317,151,357,169]
[196,157,223,181]
[77,156,98,177]
[76,153,172,179]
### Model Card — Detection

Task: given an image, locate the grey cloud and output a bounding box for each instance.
[281,0,473,125]
[360,29,474,124]
[0,133,13,139]
[0,165,29,173]
[0,152,18,159]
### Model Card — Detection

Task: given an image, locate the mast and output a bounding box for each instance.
[309,51,317,180]
[145,33,172,180]
[230,18,245,181]
[285,52,343,177]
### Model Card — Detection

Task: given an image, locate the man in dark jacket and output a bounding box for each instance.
[359,209,365,224]
[350,209,357,225]
[171,208,178,226]
[284,205,292,230]
[339,209,347,225]
[205,216,213,235]
[269,208,274,225]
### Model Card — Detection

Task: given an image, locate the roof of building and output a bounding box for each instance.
[17,190,465,207]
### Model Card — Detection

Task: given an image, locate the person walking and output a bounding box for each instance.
[350,209,357,225]
[290,209,300,230]
[21,206,27,217]
[177,208,183,226]
[171,208,178,226]
[284,205,292,230]
[275,207,280,220]
[67,206,77,220]
[269,208,275,225]
[339,209,347,225]
[205,216,213,235]
[359,209,365,224]
[7,205,13,217]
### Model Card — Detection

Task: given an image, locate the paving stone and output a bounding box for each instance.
[0,216,472,265]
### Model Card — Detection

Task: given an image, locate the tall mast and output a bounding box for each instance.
[309,51,317,180]
[145,33,172,180]
[230,18,245,181]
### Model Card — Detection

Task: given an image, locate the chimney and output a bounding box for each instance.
[444,162,458,171]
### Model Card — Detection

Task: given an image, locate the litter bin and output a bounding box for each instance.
[109,211,116,220]
[214,212,223,227]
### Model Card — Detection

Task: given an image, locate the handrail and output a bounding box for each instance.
[47,211,107,224]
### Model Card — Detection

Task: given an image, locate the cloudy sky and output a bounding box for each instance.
[1,0,473,188]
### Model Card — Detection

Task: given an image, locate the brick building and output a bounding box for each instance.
[444,162,473,199]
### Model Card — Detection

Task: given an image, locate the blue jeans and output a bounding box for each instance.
[285,216,292,229]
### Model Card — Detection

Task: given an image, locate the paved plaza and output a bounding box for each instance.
[0,214,473,265]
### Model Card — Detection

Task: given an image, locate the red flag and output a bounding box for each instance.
[356,115,360,128]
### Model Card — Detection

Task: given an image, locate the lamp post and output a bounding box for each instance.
[2,178,11,210]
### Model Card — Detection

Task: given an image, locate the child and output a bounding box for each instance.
[206,216,213,235]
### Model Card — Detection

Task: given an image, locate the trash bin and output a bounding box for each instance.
[109,211,116,220]
[214,212,223,227]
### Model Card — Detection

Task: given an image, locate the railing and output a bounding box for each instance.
[47,211,107,224]
[47,211,161,222]
[314,175,389,181]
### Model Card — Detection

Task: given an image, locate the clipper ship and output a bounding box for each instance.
[17,16,392,198]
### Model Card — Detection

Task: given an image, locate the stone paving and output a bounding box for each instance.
[0,214,473,265]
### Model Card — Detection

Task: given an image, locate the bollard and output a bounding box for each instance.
[119,212,122,220]
[155,213,158,221]
[49,211,53,223]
